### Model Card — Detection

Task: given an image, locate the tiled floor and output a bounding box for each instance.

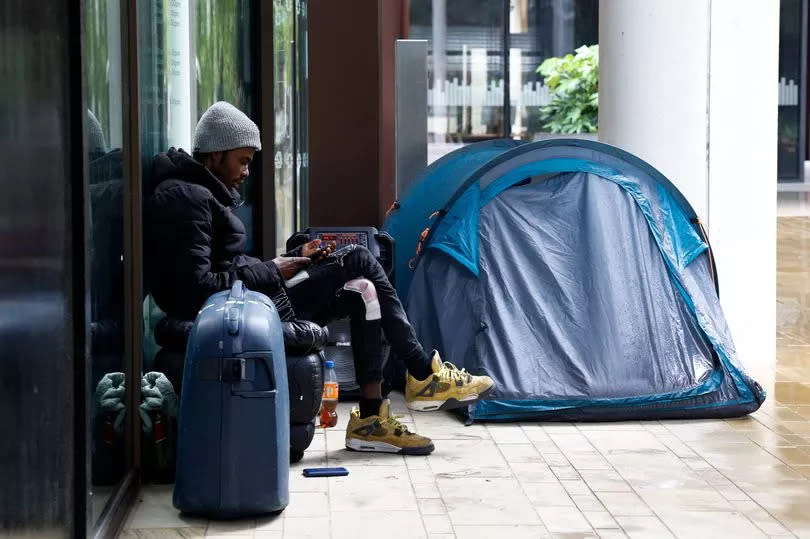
[123,218,810,538]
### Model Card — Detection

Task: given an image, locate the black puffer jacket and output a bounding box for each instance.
[145,148,284,320]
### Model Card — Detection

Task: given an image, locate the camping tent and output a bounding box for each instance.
[385,139,765,422]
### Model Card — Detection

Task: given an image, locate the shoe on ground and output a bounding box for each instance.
[345,399,434,455]
[405,351,495,412]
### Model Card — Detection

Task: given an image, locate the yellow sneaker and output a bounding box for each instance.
[405,351,495,412]
[345,399,435,455]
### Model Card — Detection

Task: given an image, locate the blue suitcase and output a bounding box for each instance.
[174,281,290,518]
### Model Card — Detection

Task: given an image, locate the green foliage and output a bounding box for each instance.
[84,0,111,140]
[536,44,599,134]
[195,0,244,116]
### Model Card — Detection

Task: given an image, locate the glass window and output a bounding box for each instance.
[194,0,258,249]
[83,0,127,522]
[137,0,259,472]
[274,0,295,253]
[777,0,805,182]
[139,0,258,247]
[411,0,506,163]
[510,0,598,141]
[410,0,598,163]
[295,0,310,230]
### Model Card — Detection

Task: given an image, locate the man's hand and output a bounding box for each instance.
[300,239,336,261]
[272,256,312,280]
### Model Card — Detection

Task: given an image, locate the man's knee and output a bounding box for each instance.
[343,245,376,266]
[343,278,381,320]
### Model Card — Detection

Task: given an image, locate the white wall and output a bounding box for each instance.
[707,0,779,374]
[598,0,778,371]
[599,0,711,219]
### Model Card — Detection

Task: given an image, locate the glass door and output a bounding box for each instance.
[83,0,129,525]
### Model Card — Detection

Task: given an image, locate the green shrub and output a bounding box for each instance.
[536,44,599,134]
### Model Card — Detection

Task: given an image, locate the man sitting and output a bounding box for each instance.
[144,101,494,455]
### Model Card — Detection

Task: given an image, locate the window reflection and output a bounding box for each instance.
[510,0,598,140]
[83,0,127,523]
[295,0,310,230]
[195,0,257,249]
[409,0,598,163]
[137,0,258,488]
[411,0,506,162]
[274,0,295,254]
[778,0,805,182]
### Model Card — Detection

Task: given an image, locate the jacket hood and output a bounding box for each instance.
[151,147,241,208]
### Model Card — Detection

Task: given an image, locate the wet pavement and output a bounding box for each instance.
[121,218,810,538]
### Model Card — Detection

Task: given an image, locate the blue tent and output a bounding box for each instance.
[385,139,765,422]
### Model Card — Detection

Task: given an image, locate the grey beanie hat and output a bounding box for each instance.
[87,109,106,153]
[192,101,262,153]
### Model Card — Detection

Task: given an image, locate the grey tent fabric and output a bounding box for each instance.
[401,140,764,422]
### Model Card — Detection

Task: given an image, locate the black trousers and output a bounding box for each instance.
[286,245,428,385]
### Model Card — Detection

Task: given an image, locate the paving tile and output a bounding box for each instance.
[488,424,531,444]
[427,438,512,479]
[254,514,283,531]
[417,497,447,515]
[578,470,633,493]
[421,514,453,534]
[453,525,551,538]
[657,511,767,538]
[499,443,543,463]
[521,481,575,507]
[538,451,571,467]
[330,510,426,539]
[635,487,735,512]
[565,451,613,470]
[280,517,329,539]
[510,461,559,483]
[328,465,417,512]
[594,492,653,517]
[125,485,207,529]
[413,482,442,499]
[560,479,593,497]
[767,446,810,465]
[729,500,794,536]
[205,519,255,536]
[713,482,752,502]
[595,529,628,538]
[583,511,619,529]
[521,425,552,442]
[571,493,606,512]
[535,506,593,534]
[614,516,673,538]
[283,492,329,518]
[438,477,541,526]
[550,465,581,481]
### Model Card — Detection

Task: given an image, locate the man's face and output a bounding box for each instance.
[206,147,256,189]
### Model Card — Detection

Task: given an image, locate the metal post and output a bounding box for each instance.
[395,39,428,199]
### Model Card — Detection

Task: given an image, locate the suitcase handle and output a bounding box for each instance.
[229,280,246,300]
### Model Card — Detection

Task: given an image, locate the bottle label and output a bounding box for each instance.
[323,381,338,400]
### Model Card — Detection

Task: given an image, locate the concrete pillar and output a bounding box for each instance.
[599,0,779,374]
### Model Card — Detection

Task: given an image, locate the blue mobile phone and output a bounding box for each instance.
[302,467,349,477]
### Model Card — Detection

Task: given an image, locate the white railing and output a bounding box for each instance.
[779,77,799,106]
[428,78,552,108]
[428,76,800,108]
